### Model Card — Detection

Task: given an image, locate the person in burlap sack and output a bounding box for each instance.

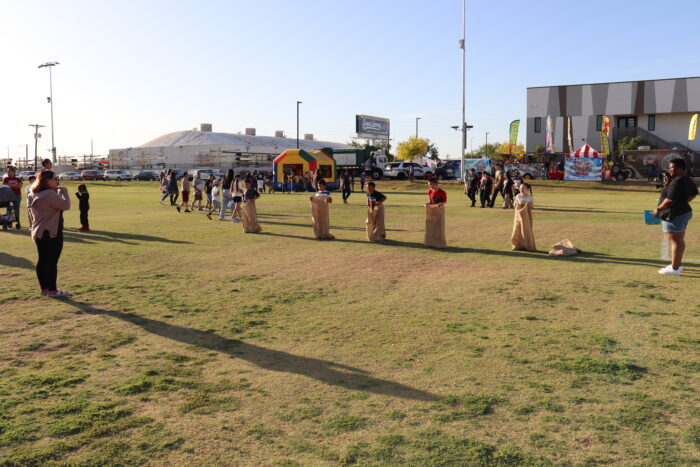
[424,179,447,248]
[510,182,536,251]
[310,179,335,240]
[241,178,262,233]
[365,181,387,242]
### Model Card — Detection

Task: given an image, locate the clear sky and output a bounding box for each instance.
[2,0,700,163]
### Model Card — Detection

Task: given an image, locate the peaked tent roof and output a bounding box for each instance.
[138,130,352,151]
[569,144,603,158]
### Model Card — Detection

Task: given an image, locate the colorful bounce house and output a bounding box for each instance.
[273,149,337,191]
[564,144,605,181]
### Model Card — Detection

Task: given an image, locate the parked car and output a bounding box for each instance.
[17,171,37,180]
[133,170,160,181]
[383,162,425,180]
[80,170,105,181]
[103,169,133,181]
[59,171,82,181]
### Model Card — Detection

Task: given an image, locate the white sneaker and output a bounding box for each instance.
[658,265,683,275]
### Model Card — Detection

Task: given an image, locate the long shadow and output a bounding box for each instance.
[0,252,34,270]
[63,228,192,245]
[258,232,671,268]
[259,220,406,233]
[65,300,439,402]
[535,206,638,214]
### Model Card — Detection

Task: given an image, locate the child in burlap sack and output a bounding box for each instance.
[310,179,334,240]
[365,181,387,242]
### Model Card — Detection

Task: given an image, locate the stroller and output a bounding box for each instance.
[0,186,17,231]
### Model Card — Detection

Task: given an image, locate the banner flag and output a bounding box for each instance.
[462,158,492,173]
[600,132,610,156]
[566,116,574,154]
[601,115,610,137]
[508,120,520,154]
[565,157,603,181]
[689,113,698,141]
[545,116,555,153]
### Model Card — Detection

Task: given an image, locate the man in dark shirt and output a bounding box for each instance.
[653,158,698,275]
[366,181,386,207]
[464,168,478,207]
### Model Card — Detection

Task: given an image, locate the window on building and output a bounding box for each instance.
[534,117,541,133]
[617,116,637,128]
[596,115,603,131]
[648,115,656,131]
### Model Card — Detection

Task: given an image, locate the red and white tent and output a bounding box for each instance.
[569,144,604,158]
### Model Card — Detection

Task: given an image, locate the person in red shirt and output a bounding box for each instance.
[2,167,23,229]
[428,180,447,205]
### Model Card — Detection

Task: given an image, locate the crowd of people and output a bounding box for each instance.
[462,163,525,209]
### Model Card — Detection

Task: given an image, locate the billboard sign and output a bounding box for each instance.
[356,115,390,139]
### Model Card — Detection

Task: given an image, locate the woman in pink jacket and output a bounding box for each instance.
[26,170,71,298]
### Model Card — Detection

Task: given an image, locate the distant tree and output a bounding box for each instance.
[534,144,545,154]
[616,136,647,153]
[464,143,502,159]
[494,142,525,155]
[395,137,429,161]
[426,139,439,160]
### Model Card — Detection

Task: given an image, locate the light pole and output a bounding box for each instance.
[296,101,302,149]
[459,0,467,179]
[485,132,490,159]
[415,117,421,138]
[38,61,59,163]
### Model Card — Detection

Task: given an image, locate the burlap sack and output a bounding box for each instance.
[424,203,446,249]
[366,204,386,242]
[242,200,262,233]
[310,197,335,240]
[511,199,536,251]
[549,239,581,256]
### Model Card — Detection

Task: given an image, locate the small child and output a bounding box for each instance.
[231,175,243,223]
[206,180,221,220]
[76,184,90,232]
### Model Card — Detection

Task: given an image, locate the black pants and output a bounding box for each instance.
[490,187,503,206]
[35,229,63,291]
[479,190,490,207]
[80,208,89,229]
[342,187,351,202]
[12,195,21,225]
[467,188,477,205]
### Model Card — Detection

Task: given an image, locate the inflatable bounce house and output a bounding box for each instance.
[273,149,337,191]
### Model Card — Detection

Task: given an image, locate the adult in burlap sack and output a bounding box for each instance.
[242,199,262,233]
[510,183,536,251]
[549,239,581,256]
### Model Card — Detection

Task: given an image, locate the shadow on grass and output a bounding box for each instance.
[258,232,672,268]
[65,300,439,402]
[0,252,34,270]
[259,219,406,232]
[62,228,193,245]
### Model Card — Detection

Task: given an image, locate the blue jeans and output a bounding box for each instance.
[219,190,232,219]
[662,211,692,233]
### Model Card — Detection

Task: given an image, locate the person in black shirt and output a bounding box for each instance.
[366,181,386,207]
[464,168,478,207]
[204,174,214,210]
[653,158,698,275]
[75,184,90,232]
[502,172,514,209]
[340,170,352,204]
[479,172,493,208]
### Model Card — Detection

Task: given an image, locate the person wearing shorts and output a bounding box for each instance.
[176,172,191,213]
[653,158,698,275]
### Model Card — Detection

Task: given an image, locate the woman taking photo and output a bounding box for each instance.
[26,170,71,298]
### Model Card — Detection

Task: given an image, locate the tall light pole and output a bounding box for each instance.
[38,61,59,163]
[415,117,421,138]
[485,132,490,159]
[296,101,302,149]
[459,0,467,179]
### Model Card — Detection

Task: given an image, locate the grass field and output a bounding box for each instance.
[0,180,699,466]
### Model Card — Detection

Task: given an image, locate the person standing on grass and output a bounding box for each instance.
[511,182,536,251]
[241,178,262,233]
[176,171,191,213]
[75,184,90,232]
[160,169,171,204]
[479,171,493,208]
[204,174,214,210]
[219,169,234,220]
[360,171,366,191]
[340,170,352,204]
[490,163,504,208]
[464,168,478,207]
[27,170,71,298]
[207,179,221,220]
[230,175,243,223]
[310,179,334,239]
[365,181,387,242]
[191,170,205,211]
[25,175,36,229]
[257,170,265,193]
[653,158,698,276]
[167,170,179,205]
[2,167,23,230]
[502,172,514,209]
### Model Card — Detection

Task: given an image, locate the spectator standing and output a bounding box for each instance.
[340,170,352,204]
[207,180,221,220]
[75,184,90,232]
[2,167,23,229]
[490,163,504,208]
[191,170,205,211]
[176,171,191,213]
[219,169,234,220]
[360,172,366,191]
[464,168,478,207]
[653,158,698,275]
[204,174,214,210]
[479,172,493,208]
[26,170,71,298]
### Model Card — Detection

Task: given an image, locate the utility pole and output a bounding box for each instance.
[459,0,467,179]
[29,124,45,170]
[485,132,490,159]
[296,101,302,149]
[38,61,59,163]
[415,117,421,138]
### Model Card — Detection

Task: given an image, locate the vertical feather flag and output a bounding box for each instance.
[545,116,555,153]
[566,116,574,154]
[689,113,698,141]
[508,120,520,154]
[600,115,610,156]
